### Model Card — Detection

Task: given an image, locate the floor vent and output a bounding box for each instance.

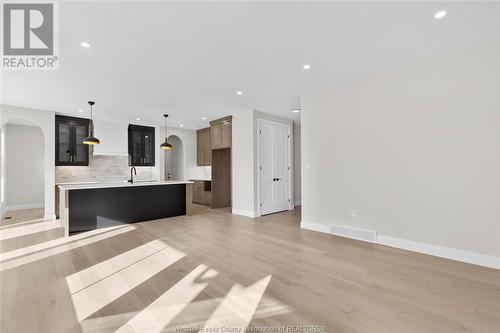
[330,224,377,243]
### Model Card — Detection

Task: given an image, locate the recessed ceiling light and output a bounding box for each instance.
[292,109,300,113]
[136,117,141,121]
[236,91,243,95]
[80,41,91,48]
[180,124,184,127]
[434,10,447,19]
[78,109,84,112]
[303,64,311,70]
[202,117,207,120]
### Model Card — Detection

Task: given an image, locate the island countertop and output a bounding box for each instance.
[58,180,193,191]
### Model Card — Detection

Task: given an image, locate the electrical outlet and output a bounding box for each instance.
[350,209,357,218]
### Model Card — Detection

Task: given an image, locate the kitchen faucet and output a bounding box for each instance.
[128,167,137,183]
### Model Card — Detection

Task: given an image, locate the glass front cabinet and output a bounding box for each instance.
[128,124,155,166]
[55,115,90,166]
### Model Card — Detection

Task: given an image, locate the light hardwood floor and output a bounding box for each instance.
[1,206,499,333]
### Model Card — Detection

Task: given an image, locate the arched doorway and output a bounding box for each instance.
[1,120,45,220]
[164,135,184,180]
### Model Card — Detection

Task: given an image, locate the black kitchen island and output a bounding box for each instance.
[58,181,193,235]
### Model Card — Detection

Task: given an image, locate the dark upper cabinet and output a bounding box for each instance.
[55,115,90,166]
[128,124,155,166]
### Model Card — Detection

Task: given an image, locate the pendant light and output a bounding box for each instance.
[160,114,173,150]
[83,101,100,145]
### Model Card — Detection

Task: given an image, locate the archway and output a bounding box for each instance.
[1,120,45,220]
[164,135,184,180]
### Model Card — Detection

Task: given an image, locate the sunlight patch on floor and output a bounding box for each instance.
[0,216,45,230]
[66,239,170,294]
[80,311,141,333]
[69,245,186,321]
[0,225,136,272]
[114,264,217,333]
[0,220,62,240]
[160,294,292,332]
[203,275,272,329]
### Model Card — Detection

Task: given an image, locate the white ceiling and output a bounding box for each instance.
[1,1,499,129]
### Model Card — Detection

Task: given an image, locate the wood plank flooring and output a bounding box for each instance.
[1,206,499,333]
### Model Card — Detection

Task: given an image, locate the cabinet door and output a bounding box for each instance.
[55,116,89,166]
[129,126,143,166]
[56,121,72,165]
[193,181,202,203]
[142,127,155,166]
[221,122,231,148]
[128,125,155,166]
[211,124,223,149]
[73,122,89,165]
[197,132,203,166]
[203,130,212,165]
[197,129,211,166]
[211,122,231,149]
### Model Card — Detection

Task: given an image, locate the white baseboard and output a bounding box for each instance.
[232,208,256,218]
[294,200,301,206]
[377,235,500,270]
[6,203,44,212]
[300,220,330,233]
[300,220,500,270]
[330,224,377,243]
[44,214,57,221]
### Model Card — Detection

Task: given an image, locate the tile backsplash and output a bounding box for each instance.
[56,155,155,184]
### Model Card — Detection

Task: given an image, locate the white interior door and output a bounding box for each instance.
[259,120,291,215]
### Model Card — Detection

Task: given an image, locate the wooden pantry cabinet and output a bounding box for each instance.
[210,116,232,150]
[196,127,211,166]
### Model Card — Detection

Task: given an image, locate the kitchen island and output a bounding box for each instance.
[59,181,193,236]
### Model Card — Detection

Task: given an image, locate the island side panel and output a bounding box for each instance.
[68,184,186,233]
[60,187,70,237]
[186,183,193,216]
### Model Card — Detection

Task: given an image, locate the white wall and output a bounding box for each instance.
[293,122,301,205]
[5,124,45,210]
[93,119,128,156]
[0,112,4,218]
[0,104,55,220]
[301,44,500,260]
[232,111,256,217]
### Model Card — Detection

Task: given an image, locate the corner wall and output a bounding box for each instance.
[293,122,301,206]
[232,111,255,217]
[0,104,56,220]
[301,43,500,264]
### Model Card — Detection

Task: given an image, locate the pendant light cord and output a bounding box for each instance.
[89,104,93,134]
[164,114,168,140]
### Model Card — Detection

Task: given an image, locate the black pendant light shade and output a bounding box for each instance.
[83,101,100,145]
[160,114,173,150]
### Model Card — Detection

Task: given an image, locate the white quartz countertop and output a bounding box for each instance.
[55,181,99,185]
[58,180,193,191]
